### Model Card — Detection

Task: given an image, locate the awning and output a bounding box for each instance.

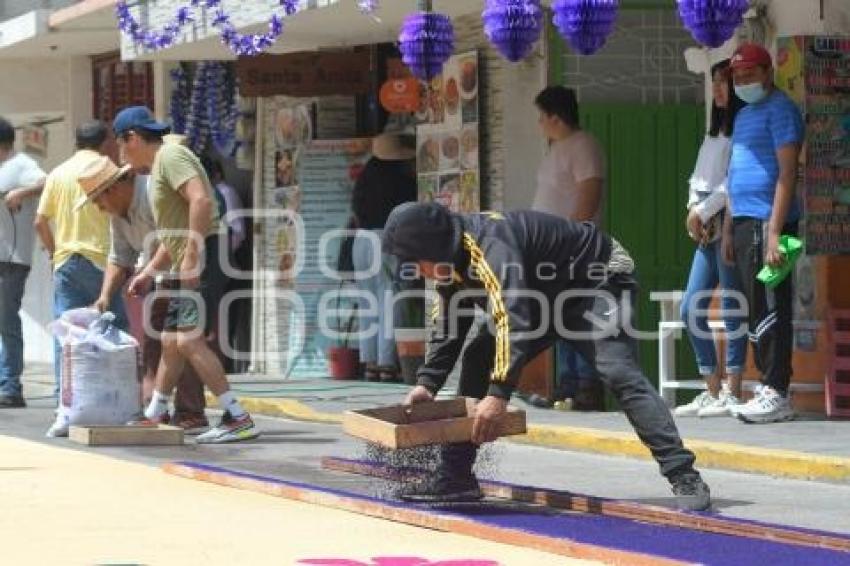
[122,0,484,61]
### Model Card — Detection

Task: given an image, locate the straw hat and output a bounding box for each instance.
[74,156,132,211]
[372,133,415,161]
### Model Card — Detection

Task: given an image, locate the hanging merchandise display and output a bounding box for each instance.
[551,0,619,56]
[171,62,240,156]
[399,8,455,81]
[186,63,212,154]
[677,0,749,48]
[482,0,544,63]
[169,67,191,135]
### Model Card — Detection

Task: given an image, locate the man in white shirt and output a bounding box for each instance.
[0,116,47,408]
[531,86,606,409]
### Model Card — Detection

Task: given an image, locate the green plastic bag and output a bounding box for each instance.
[756,235,804,288]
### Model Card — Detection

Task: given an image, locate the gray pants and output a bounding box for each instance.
[446,273,696,481]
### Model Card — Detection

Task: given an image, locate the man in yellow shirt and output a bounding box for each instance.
[34,121,127,400]
[109,106,258,443]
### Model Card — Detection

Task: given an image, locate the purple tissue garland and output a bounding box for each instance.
[186,63,212,154]
[175,62,240,155]
[677,0,749,49]
[551,0,619,56]
[482,0,544,63]
[357,0,379,15]
[116,0,299,57]
[169,67,191,135]
[116,1,193,51]
[398,11,455,81]
[206,63,240,155]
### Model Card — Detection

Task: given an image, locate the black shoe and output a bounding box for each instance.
[670,472,711,511]
[0,395,26,408]
[400,475,484,504]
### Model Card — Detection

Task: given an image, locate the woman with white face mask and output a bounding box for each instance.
[675,59,748,419]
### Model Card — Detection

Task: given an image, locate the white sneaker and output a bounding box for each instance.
[45,418,70,438]
[698,387,741,418]
[736,386,795,424]
[728,384,762,417]
[196,412,260,444]
[674,390,717,417]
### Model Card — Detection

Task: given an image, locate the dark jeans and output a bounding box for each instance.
[53,254,127,391]
[554,339,595,400]
[0,262,29,398]
[443,273,697,482]
[732,218,796,395]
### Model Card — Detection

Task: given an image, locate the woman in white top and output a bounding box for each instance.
[675,60,748,418]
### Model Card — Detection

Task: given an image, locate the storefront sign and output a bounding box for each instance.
[237,52,371,98]
[380,78,421,114]
[416,51,480,213]
[777,36,850,255]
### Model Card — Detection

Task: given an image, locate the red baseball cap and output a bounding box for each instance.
[730,43,773,69]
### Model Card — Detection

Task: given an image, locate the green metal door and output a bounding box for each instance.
[581,104,705,386]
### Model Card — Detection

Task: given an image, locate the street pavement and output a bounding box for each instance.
[5,365,850,565]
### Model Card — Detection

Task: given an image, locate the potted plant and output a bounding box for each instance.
[395,293,427,385]
[327,291,360,380]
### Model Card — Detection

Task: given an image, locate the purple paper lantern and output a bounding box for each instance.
[552,0,619,56]
[678,0,749,48]
[399,11,455,81]
[482,0,544,63]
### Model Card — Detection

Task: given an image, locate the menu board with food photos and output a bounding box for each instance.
[416,51,480,213]
[777,36,850,255]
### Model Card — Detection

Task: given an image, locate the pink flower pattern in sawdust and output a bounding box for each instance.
[298,558,501,566]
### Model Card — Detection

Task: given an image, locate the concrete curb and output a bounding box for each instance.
[214,393,850,483]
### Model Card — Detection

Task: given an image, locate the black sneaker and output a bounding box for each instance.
[0,395,25,408]
[400,475,484,504]
[671,472,711,511]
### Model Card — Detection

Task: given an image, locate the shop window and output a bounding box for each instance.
[559,8,704,105]
[92,52,154,122]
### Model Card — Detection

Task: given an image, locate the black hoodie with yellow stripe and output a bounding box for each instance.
[382,203,614,400]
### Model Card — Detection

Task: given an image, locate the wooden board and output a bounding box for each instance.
[69,424,184,446]
[342,398,527,449]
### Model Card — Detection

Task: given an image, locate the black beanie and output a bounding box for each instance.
[382,202,460,264]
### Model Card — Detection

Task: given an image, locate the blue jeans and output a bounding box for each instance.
[351,231,397,367]
[555,340,594,399]
[680,240,747,376]
[53,255,128,391]
[0,262,30,397]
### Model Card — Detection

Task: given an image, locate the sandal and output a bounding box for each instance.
[378,366,401,383]
[364,364,380,382]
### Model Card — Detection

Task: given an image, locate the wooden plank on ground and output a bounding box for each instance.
[69,425,184,446]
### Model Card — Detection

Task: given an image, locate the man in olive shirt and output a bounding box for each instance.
[109,106,258,443]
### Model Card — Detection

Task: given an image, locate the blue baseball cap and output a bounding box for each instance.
[112,106,171,136]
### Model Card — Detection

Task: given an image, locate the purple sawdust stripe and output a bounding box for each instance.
[328,456,850,544]
[446,507,850,566]
[171,461,850,566]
